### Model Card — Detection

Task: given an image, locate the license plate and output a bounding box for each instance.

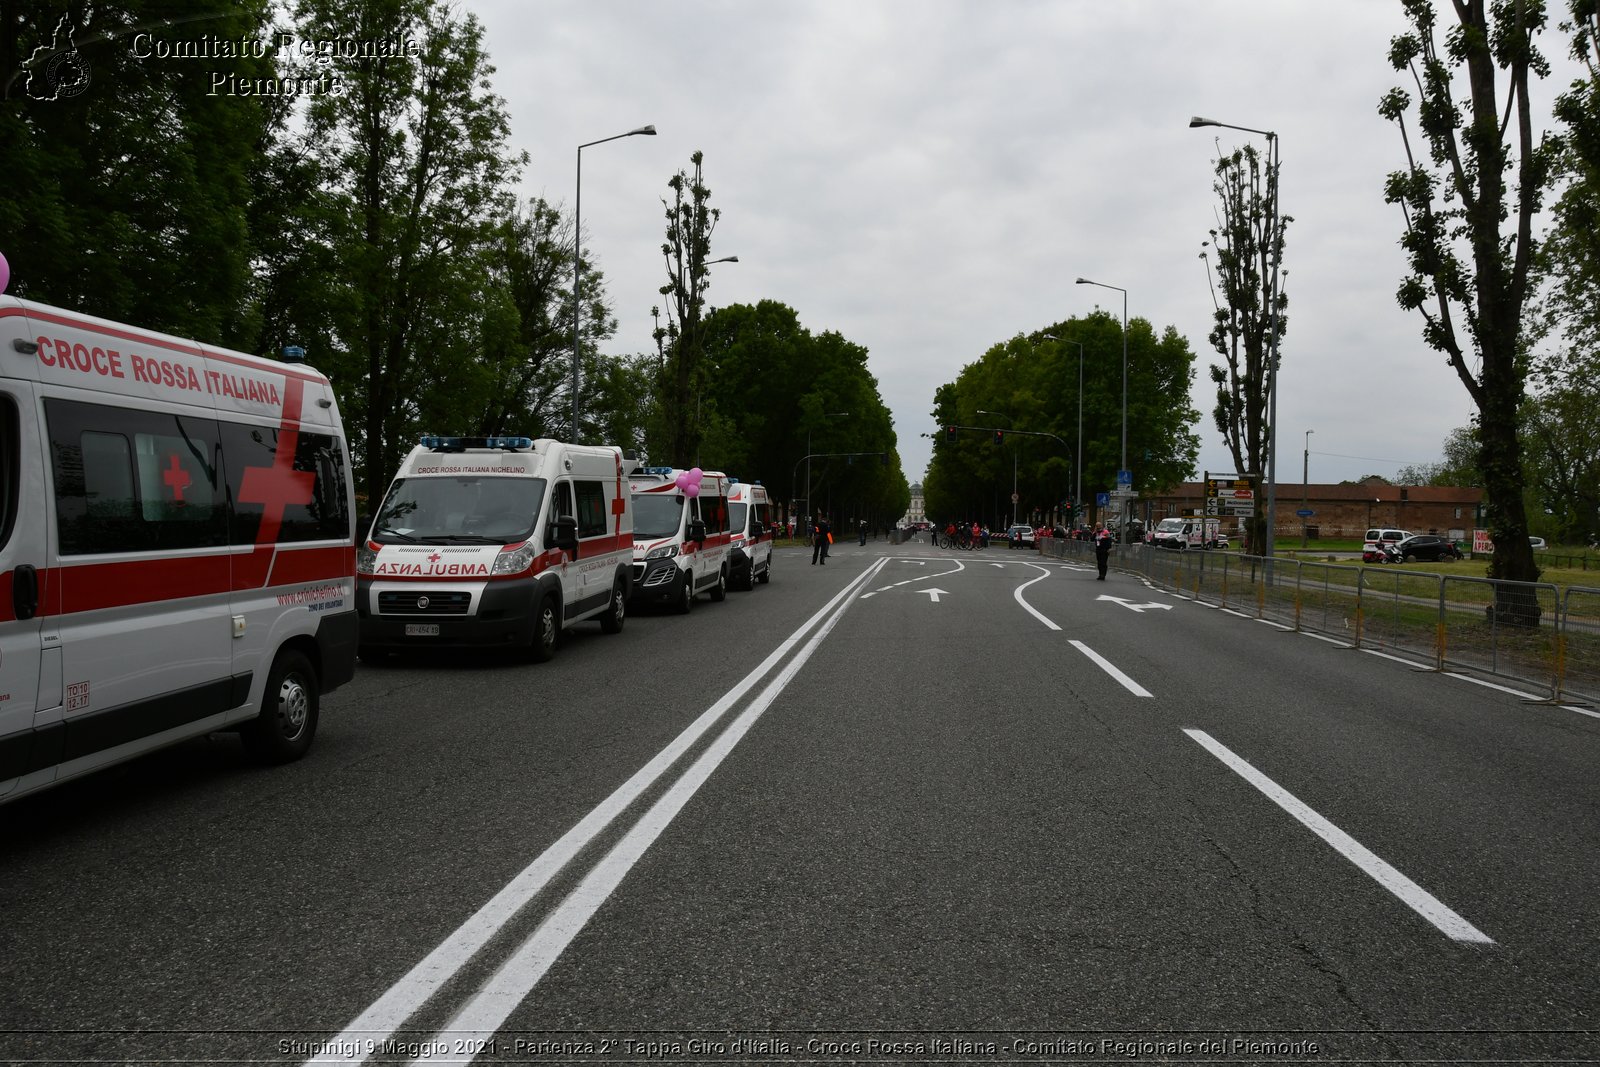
[405,623,441,637]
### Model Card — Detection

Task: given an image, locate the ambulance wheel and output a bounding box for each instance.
[676,573,694,614]
[242,649,319,764]
[600,576,626,634]
[758,559,771,584]
[530,594,560,662]
[709,565,728,602]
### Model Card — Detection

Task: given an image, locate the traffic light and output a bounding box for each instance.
[994,430,1004,446]
[945,425,956,442]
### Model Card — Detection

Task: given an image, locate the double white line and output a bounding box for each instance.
[309,558,890,1066]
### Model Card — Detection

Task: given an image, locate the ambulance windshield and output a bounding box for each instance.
[373,476,546,544]
[632,493,685,539]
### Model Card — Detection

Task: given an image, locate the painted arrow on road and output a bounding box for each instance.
[1097,595,1173,613]
[920,588,949,603]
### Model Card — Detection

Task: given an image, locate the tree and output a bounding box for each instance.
[0,1,276,344]
[653,150,720,468]
[924,315,1200,528]
[1522,380,1600,543]
[1202,141,1289,553]
[1397,424,1483,486]
[1378,0,1560,607]
[289,0,523,503]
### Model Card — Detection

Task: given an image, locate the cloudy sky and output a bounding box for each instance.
[471,0,1579,490]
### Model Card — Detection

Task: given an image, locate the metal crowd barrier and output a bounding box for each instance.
[1033,537,1598,705]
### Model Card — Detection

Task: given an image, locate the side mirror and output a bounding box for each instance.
[548,516,579,555]
[688,519,707,543]
[751,520,766,538]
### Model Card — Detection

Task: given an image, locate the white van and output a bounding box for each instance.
[1151,516,1224,549]
[356,437,634,661]
[628,466,732,612]
[726,479,774,590]
[0,296,358,804]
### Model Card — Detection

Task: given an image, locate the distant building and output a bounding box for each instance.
[1138,481,1484,540]
[903,482,925,526]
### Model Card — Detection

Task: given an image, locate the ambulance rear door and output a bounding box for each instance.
[0,373,53,798]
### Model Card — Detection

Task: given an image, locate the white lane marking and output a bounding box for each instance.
[307,559,889,1066]
[1257,619,1294,631]
[1222,608,1253,619]
[919,588,948,603]
[1442,673,1543,699]
[1069,639,1153,698]
[1565,706,1600,720]
[1097,595,1173,613]
[1012,562,1061,631]
[1363,649,1432,668]
[420,552,876,1061]
[1184,729,1493,945]
[1303,632,1351,647]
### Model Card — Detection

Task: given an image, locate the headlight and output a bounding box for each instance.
[356,546,379,574]
[644,544,678,561]
[493,543,539,575]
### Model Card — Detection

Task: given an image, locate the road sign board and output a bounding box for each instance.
[1296,508,1314,517]
[1096,492,1110,506]
[1011,492,1019,503]
[1117,469,1132,487]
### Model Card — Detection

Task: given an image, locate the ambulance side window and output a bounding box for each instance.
[0,397,18,551]
[46,399,226,555]
[219,423,350,544]
[574,480,607,538]
[699,493,727,534]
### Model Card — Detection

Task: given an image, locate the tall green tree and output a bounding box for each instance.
[291,0,523,502]
[1397,424,1483,486]
[652,150,720,468]
[1535,1,1599,365]
[0,1,274,344]
[1379,0,1560,600]
[1203,141,1290,553]
[925,314,1199,528]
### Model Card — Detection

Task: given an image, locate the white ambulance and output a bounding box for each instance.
[0,296,358,805]
[357,437,634,661]
[726,479,774,590]
[628,466,733,612]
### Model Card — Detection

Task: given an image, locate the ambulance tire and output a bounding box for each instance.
[757,557,771,584]
[709,565,728,602]
[600,575,626,634]
[242,648,319,764]
[676,573,694,615]
[530,593,560,662]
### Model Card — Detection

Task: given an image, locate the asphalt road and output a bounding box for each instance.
[3,535,1598,1065]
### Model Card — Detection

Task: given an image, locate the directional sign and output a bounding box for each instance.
[1117,469,1132,487]
[1296,508,1314,518]
[919,588,948,603]
[1096,492,1110,506]
[1097,595,1173,613]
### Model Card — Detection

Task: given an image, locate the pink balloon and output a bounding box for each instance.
[0,251,9,294]
[675,467,703,498]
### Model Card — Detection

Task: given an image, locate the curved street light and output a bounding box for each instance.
[572,123,656,442]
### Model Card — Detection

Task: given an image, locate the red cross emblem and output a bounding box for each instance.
[428,552,442,563]
[162,454,192,503]
[237,377,314,544]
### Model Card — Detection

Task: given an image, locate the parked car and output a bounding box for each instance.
[1530,536,1547,550]
[1395,534,1463,562]
[1005,523,1036,548]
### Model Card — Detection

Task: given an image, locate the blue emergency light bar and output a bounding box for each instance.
[420,436,534,450]
[639,466,675,476]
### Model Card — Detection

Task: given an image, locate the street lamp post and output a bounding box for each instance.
[1189,115,1282,558]
[1302,429,1313,548]
[572,124,656,442]
[806,411,850,527]
[1074,278,1128,534]
[1042,333,1085,528]
[976,410,1016,527]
